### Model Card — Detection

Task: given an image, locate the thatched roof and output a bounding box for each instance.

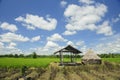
[82,49,101,60]
[54,45,82,54]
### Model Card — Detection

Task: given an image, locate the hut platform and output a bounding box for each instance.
[50,62,82,67]
[59,62,82,66]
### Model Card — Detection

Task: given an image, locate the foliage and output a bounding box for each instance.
[32,52,37,59]
[98,53,120,58]
[0,53,120,58]
[14,54,19,58]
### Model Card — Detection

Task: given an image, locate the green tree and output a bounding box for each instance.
[14,54,19,58]
[8,54,14,57]
[19,54,24,58]
[32,52,37,58]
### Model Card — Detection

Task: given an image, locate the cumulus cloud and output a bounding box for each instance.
[0,42,4,48]
[76,41,85,46]
[67,41,74,46]
[0,32,29,42]
[112,14,120,23]
[29,41,62,55]
[80,45,87,53]
[30,40,65,55]
[119,14,120,17]
[95,38,120,53]
[7,42,17,49]
[0,42,23,55]
[15,14,57,31]
[97,21,113,36]
[63,30,76,35]
[0,22,18,32]
[47,33,67,42]
[112,18,119,23]
[67,40,85,49]
[79,0,94,4]
[86,34,120,53]
[78,34,120,54]
[44,41,59,49]
[60,0,67,7]
[63,2,113,36]
[64,3,107,29]
[0,47,23,55]
[22,23,35,30]
[31,36,40,42]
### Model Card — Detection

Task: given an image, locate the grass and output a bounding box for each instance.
[0,57,60,68]
[102,58,120,63]
[0,57,120,68]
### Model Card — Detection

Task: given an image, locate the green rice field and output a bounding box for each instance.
[0,57,120,68]
[0,57,59,68]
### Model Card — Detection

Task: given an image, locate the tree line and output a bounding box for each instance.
[0,52,120,58]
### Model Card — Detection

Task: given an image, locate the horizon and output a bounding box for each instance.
[0,0,120,55]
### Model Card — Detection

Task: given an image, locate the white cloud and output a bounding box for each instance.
[66,40,86,51]
[64,4,107,28]
[22,23,35,30]
[15,14,57,31]
[60,0,67,7]
[80,45,87,53]
[97,21,113,36]
[119,14,120,17]
[76,41,85,46]
[90,34,120,53]
[79,0,94,4]
[31,36,40,42]
[29,41,62,55]
[112,14,120,23]
[0,42,23,55]
[67,41,74,46]
[0,42,4,48]
[95,38,120,53]
[44,41,59,49]
[0,32,29,42]
[0,47,23,55]
[0,22,18,32]
[112,18,119,23]
[47,33,67,42]
[63,30,76,35]
[64,3,113,36]
[7,42,17,49]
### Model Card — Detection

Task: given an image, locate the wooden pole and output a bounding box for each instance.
[73,53,75,62]
[71,52,73,62]
[75,54,77,62]
[60,51,63,65]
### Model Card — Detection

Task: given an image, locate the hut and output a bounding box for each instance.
[54,45,82,65]
[81,49,101,64]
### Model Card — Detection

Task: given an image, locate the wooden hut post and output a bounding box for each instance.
[70,52,73,62]
[73,53,75,62]
[60,51,63,64]
[75,54,77,62]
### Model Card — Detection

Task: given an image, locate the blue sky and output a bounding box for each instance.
[0,0,120,55]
